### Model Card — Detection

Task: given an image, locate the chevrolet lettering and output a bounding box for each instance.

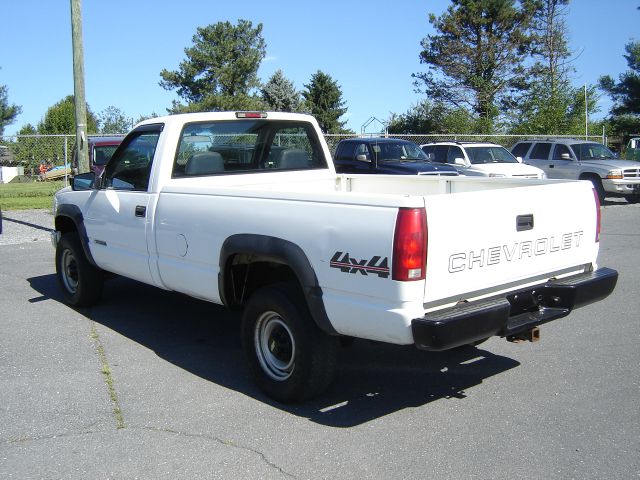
[449,231,585,273]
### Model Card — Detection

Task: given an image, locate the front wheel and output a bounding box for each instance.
[625,195,640,204]
[241,283,337,403]
[55,233,104,307]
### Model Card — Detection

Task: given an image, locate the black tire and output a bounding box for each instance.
[586,176,605,204]
[55,233,104,307]
[625,195,640,204]
[241,283,337,403]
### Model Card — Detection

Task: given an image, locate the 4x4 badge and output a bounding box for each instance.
[330,252,390,278]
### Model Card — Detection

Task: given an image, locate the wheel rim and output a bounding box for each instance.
[254,311,295,381]
[60,248,79,294]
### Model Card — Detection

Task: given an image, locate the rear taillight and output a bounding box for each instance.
[593,188,601,242]
[392,208,427,281]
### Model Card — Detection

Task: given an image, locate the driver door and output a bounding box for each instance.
[549,144,575,179]
[82,124,162,284]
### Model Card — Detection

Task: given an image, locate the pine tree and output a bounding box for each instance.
[160,19,266,112]
[261,70,301,112]
[302,71,348,133]
[413,0,537,132]
[0,82,22,136]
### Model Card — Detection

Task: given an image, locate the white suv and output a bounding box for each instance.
[511,139,640,203]
[421,142,546,179]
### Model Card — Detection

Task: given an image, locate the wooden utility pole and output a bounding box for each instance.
[70,0,89,173]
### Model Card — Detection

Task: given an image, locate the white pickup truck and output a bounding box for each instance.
[51,112,618,402]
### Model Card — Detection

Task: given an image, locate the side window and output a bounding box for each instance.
[355,143,370,161]
[446,146,464,164]
[421,145,435,160]
[553,144,572,160]
[530,142,552,160]
[102,128,161,191]
[336,142,356,161]
[511,142,531,158]
[432,145,448,163]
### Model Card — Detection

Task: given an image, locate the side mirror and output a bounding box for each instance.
[561,153,571,160]
[355,154,371,163]
[454,157,467,167]
[72,171,96,191]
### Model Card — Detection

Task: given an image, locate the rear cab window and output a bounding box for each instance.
[173,120,327,177]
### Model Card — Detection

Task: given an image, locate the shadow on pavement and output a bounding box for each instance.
[28,273,520,428]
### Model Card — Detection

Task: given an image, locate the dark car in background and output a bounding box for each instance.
[333,137,458,176]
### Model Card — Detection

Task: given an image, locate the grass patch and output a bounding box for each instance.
[0,181,65,210]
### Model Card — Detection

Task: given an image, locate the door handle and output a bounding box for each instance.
[135,205,147,218]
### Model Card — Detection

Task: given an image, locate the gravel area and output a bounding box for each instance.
[0,208,54,246]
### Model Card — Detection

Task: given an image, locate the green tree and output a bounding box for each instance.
[261,70,301,112]
[38,95,98,134]
[509,0,576,133]
[302,70,349,133]
[510,84,602,135]
[599,40,640,135]
[134,112,159,124]
[388,100,477,134]
[160,19,266,112]
[414,0,537,132]
[169,94,266,114]
[12,124,39,171]
[0,82,22,136]
[97,106,133,134]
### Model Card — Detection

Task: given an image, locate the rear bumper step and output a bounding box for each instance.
[412,267,618,351]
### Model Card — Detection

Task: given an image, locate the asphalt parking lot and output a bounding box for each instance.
[0,204,638,479]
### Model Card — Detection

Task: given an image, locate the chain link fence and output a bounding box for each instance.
[1,132,609,182]
[0,134,128,183]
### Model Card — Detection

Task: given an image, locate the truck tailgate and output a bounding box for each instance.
[422,180,599,308]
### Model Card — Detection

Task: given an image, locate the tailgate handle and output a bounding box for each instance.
[516,214,534,232]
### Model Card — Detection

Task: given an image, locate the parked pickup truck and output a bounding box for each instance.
[51,112,618,402]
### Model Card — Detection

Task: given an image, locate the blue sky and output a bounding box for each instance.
[1,0,638,136]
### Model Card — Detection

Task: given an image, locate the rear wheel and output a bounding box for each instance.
[55,233,103,307]
[241,282,337,402]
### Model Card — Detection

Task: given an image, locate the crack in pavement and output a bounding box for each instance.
[3,425,299,479]
[138,426,299,479]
